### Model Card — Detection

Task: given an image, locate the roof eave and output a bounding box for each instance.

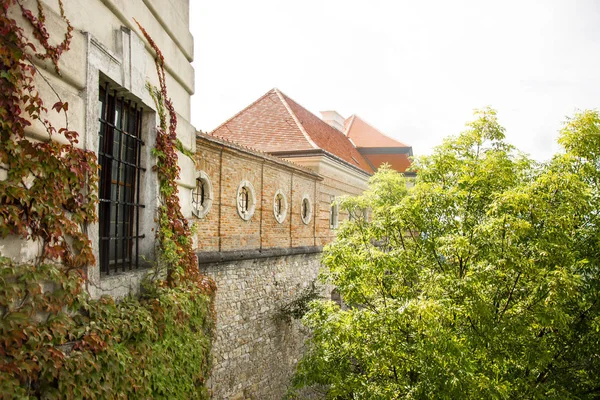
[269,148,373,177]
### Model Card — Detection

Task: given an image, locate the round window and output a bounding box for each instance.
[273,189,288,224]
[192,171,213,218]
[300,195,312,225]
[236,180,256,220]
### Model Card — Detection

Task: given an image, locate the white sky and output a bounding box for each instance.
[189,0,600,161]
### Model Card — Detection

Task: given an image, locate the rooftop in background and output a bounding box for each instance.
[210,88,374,174]
[343,114,413,174]
[344,115,411,149]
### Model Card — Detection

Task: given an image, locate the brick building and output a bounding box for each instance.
[196,88,414,254]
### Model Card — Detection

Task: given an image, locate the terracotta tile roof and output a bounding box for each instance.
[342,114,414,174]
[344,114,411,148]
[211,89,312,152]
[278,92,373,173]
[210,89,373,174]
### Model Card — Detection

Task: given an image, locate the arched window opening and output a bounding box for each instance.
[301,195,312,225]
[191,171,212,218]
[236,180,256,220]
[273,190,288,224]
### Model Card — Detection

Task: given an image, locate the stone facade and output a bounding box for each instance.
[199,251,327,400]
[2,0,197,299]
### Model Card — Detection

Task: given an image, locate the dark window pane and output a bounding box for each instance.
[98,84,144,274]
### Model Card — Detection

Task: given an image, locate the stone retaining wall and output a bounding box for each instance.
[199,250,326,399]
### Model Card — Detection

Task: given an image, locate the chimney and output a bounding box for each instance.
[320,110,345,132]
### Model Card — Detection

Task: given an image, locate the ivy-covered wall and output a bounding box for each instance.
[1,262,214,399]
[0,1,215,397]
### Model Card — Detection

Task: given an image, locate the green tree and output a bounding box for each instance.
[290,109,600,399]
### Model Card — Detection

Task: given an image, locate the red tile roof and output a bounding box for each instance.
[210,89,373,174]
[210,90,312,152]
[343,114,413,173]
[344,114,411,148]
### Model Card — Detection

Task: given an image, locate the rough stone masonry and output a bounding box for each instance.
[199,251,328,400]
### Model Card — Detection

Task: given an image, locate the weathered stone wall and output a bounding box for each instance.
[199,251,327,400]
[3,0,197,300]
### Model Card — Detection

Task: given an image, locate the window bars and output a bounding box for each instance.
[192,177,206,212]
[98,82,145,275]
[238,186,250,214]
[275,193,283,216]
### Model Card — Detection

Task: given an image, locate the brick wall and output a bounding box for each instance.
[193,136,372,254]
[314,161,368,246]
[193,136,322,253]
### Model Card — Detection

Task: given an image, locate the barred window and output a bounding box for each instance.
[236,180,256,220]
[98,82,145,275]
[191,171,213,219]
[273,189,287,224]
[238,187,249,212]
[301,195,312,225]
[275,195,282,215]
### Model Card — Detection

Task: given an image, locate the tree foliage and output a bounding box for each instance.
[290,108,600,399]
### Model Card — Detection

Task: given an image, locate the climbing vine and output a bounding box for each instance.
[1,1,214,397]
[0,0,95,268]
[134,19,214,292]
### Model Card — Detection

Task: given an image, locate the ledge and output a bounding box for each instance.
[197,246,323,265]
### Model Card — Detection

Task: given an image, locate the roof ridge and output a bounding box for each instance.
[209,89,277,135]
[351,114,411,148]
[274,88,319,149]
[344,114,356,137]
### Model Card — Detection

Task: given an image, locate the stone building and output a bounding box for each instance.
[1,0,197,299]
[192,88,413,399]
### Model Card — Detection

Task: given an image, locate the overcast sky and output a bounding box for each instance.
[189,0,600,161]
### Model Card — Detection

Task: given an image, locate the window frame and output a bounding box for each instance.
[236,180,256,221]
[192,170,213,218]
[273,189,288,224]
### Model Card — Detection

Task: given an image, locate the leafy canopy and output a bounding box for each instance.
[291,108,600,399]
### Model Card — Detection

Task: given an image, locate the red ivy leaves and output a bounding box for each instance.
[52,100,67,112]
[16,0,73,75]
[1,5,214,398]
[1,0,98,387]
[134,19,215,295]
[0,0,97,265]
